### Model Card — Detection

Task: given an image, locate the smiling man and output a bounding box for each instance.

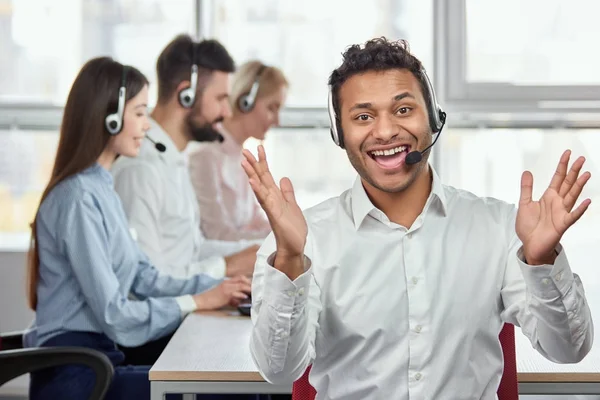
[242,38,594,399]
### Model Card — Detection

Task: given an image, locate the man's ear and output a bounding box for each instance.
[176,80,191,93]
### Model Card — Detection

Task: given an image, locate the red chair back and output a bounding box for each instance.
[497,324,519,400]
[292,324,518,400]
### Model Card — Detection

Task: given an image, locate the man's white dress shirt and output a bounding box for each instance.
[250,168,593,400]
[111,119,254,279]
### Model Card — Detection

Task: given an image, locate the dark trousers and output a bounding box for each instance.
[29,331,270,400]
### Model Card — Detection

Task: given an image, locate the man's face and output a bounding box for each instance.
[186,71,232,142]
[339,69,432,194]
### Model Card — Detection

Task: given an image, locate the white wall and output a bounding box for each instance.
[0,251,33,332]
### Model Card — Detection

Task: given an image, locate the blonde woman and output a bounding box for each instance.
[188,60,288,241]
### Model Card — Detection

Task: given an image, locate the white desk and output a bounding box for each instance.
[149,310,291,399]
[150,310,600,398]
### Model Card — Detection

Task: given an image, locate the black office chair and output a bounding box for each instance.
[0,330,115,400]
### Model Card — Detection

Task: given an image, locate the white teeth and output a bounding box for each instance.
[370,145,407,157]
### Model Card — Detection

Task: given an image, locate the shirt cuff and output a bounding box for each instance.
[517,244,575,298]
[175,295,197,318]
[262,252,312,312]
[191,256,226,280]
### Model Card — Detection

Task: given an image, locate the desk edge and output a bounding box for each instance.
[518,372,600,382]
[149,371,265,382]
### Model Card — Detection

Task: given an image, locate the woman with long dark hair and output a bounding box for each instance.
[24,56,252,399]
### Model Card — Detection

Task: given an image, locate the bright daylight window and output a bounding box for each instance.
[0,0,195,246]
[211,0,433,108]
[442,0,600,107]
[0,0,195,106]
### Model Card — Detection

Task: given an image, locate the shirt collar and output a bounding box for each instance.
[88,163,114,185]
[351,166,448,230]
[148,118,186,166]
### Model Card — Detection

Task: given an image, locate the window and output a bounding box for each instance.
[245,127,440,211]
[0,0,195,107]
[210,0,433,108]
[245,128,358,210]
[439,0,600,111]
[440,127,600,373]
[0,129,58,248]
[0,127,359,249]
[465,0,600,86]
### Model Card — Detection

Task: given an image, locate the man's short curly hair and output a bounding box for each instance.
[328,37,432,136]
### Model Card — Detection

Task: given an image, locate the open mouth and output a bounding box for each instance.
[367,145,411,169]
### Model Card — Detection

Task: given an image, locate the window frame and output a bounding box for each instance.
[435,0,600,118]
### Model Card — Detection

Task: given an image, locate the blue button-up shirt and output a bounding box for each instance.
[24,163,218,348]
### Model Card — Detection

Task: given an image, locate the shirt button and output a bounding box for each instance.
[555,272,562,281]
[412,277,419,284]
[415,373,422,380]
[286,290,295,297]
[415,325,422,333]
[542,278,550,285]
[298,288,305,296]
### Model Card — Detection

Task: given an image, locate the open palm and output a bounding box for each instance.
[516,150,591,265]
[241,146,308,258]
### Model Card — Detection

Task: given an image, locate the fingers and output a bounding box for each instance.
[224,278,252,294]
[242,159,269,205]
[565,198,592,227]
[519,171,534,205]
[559,156,585,197]
[256,145,278,188]
[231,291,250,300]
[246,174,270,205]
[230,275,252,285]
[242,147,277,187]
[237,281,252,293]
[548,150,571,191]
[242,148,259,165]
[563,171,591,211]
[241,152,259,182]
[280,177,298,205]
[242,146,280,206]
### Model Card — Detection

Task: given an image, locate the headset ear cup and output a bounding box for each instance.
[179,87,195,109]
[238,95,250,113]
[105,114,121,135]
[436,109,446,132]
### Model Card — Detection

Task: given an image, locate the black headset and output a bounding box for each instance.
[327,67,445,149]
[178,43,198,109]
[237,64,266,113]
[105,66,128,135]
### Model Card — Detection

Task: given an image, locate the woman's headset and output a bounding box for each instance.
[327,67,445,149]
[105,66,128,135]
[237,64,266,113]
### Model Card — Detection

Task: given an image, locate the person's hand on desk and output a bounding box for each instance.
[242,145,308,281]
[224,244,260,277]
[193,275,252,310]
